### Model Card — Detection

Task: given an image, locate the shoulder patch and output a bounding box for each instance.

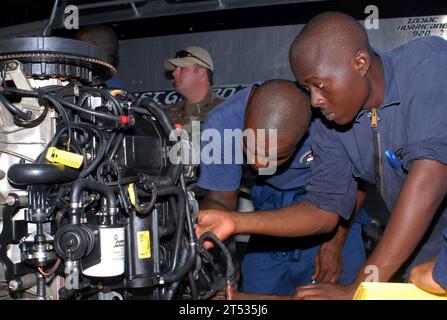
[299,150,313,166]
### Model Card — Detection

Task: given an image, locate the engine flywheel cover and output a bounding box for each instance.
[0,37,116,85]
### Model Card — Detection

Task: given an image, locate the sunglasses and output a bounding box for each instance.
[175,50,211,68]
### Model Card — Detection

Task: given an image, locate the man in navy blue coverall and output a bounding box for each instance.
[196,12,447,299]
[197,79,366,295]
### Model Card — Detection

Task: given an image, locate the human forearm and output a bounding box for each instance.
[353,160,447,285]
[200,197,233,211]
[199,190,238,211]
[197,200,339,248]
[329,223,348,246]
[233,201,339,237]
[330,188,366,246]
[312,189,365,283]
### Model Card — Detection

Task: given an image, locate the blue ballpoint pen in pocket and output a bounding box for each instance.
[384,148,407,182]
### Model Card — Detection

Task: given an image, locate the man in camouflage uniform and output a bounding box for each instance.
[163,46,223,134]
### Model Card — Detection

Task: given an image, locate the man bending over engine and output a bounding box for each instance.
[197,79,368,295]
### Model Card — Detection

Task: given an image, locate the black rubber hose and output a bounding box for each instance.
[133,97,175,135]
[43,94,72,148]
[76,92,91,109]
[108,132,124,161]
[2,88,49,127]
[1,87,39,97]
[0,91,31,119]
[38,85,64,93]
[103,131,117,157]
[159,187,185,271]
[157,181,197,285]
[77,90,120,117]
[96,160,121,184]
[71,179,117,210]
[35,123,91,163]
[35,125,65,163]
[56,122,103,178]
[78,125,106,178]
[43,94,71,126]
[136,185,185,271]
[37,121,104,178]
[132,97,182,186]
[159,243,196,285]
[78,87,122,116]
[7,163,79,185]
[133,186,157,214]
[13,105,48,128]
[198,231,235,281]
[180,175,196,243]
[188,271,199,300]
[162,247,188,300]
[57,99,122,123]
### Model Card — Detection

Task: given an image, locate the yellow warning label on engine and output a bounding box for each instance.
[45,147,83,169]
[137,231,151,259]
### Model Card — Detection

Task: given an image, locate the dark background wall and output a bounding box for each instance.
[118,24,302,92]
[118,14,447,91]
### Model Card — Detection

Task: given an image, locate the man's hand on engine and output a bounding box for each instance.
[196,209,238,249]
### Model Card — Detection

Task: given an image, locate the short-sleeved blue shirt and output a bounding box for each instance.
[197,84,313,192]
[433,228,447,289]
[304,36,447,273]
[305,36,447,221]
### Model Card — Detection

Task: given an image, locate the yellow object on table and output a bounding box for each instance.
[353,282,447,300]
